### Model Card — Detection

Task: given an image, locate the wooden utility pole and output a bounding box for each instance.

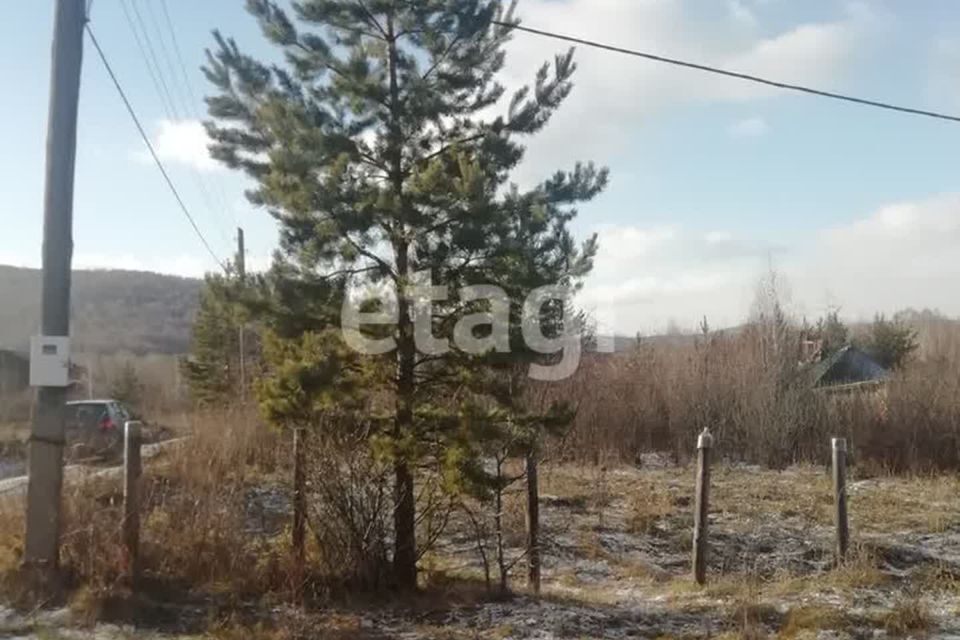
[692,428,713,585]
[832,437,849,563]
[526,452,541,595]
[23,0,86,591]
[236,227,246,401]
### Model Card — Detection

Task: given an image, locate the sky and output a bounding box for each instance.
[2,1,960,335]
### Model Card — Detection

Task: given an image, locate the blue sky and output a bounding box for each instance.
[3,1,960,333]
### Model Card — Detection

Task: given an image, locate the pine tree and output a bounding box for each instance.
[816,309,848,358]
[204,0,607,588]
[181,272,243,406]
[865,313,919,370]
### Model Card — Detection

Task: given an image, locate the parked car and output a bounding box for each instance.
[64,399,132,458]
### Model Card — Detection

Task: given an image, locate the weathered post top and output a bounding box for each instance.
[125,421,142,440]
[832,437,846,452]
[698,428,714,450]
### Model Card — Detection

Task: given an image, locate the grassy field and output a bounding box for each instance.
[2,419,960,638]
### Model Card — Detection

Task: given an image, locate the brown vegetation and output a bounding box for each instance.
[552,310,960,472]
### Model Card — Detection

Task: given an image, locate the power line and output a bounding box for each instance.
[155,0,239,234]
[116,0,234,251]
[143,0,192,115]
[493,21,960,124]
[159,0,200,110]
[126,0,181,120]
[118,0,176,119]
[85,24,227,272]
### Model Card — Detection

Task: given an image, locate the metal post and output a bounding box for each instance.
[23,0,86,592]
[123,421,143,585]
[832,437,849,563]
[693,428,713,585]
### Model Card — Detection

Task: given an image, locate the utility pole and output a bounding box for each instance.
[23,0,86,593]
[236,227,246,401]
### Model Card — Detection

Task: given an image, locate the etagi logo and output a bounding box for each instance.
[342,281,587,381]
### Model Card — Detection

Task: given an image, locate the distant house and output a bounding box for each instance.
[809,345,890,394]
[0,349,30,396]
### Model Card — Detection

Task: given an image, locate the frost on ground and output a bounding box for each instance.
[5,463,960,638]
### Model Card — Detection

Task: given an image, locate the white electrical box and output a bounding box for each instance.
[30,336,71,387]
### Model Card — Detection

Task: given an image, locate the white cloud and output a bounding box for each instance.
[792,194,960,319]
[728,0,759,29]
[138,119,221,173]
[728,116,769,138]
[580,224,772,333]
[502,0,877,185]
[581,194,960,334]
[706,231,735,244]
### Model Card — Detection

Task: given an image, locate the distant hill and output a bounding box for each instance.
[0,266,201,355]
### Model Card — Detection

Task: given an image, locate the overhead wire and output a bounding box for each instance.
[125,0,181,120]
[118,0,176,120]
[86,24,228,272]
[491,20,960,124]
[147,0,239,245]
[119,0,234,252]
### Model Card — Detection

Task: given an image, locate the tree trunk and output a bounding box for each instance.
[292,427,307,600]
[495,458,508,595]
[385,9,418,591]
[393,244,418,590]
[526,452,541,595]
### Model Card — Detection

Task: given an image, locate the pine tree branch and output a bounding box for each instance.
[356,149,390,174]
[286,39,365,91]
[343,234,396,280]
[318,264,383,280]
[420,34,463,84]
[353,0,388,40]
[419,132,486,165]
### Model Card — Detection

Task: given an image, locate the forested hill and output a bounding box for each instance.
[0,266,201,355]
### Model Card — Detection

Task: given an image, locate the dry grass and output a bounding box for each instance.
[711,466,832,526]
[2,422,959,638]
[876,593,933,635]
[0,421,28,444]
[625,479,675,534]
[824,548,889,590]
[851,474,960,534]
[0,409,292,614]
[777,604,852,638]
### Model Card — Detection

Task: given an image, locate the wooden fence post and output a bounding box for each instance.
[693,428,713,585]
[832,437,849,563]
[123,421,143,585]
[526,452,541,596]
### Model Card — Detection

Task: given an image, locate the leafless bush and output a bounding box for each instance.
[304,433,391,594]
